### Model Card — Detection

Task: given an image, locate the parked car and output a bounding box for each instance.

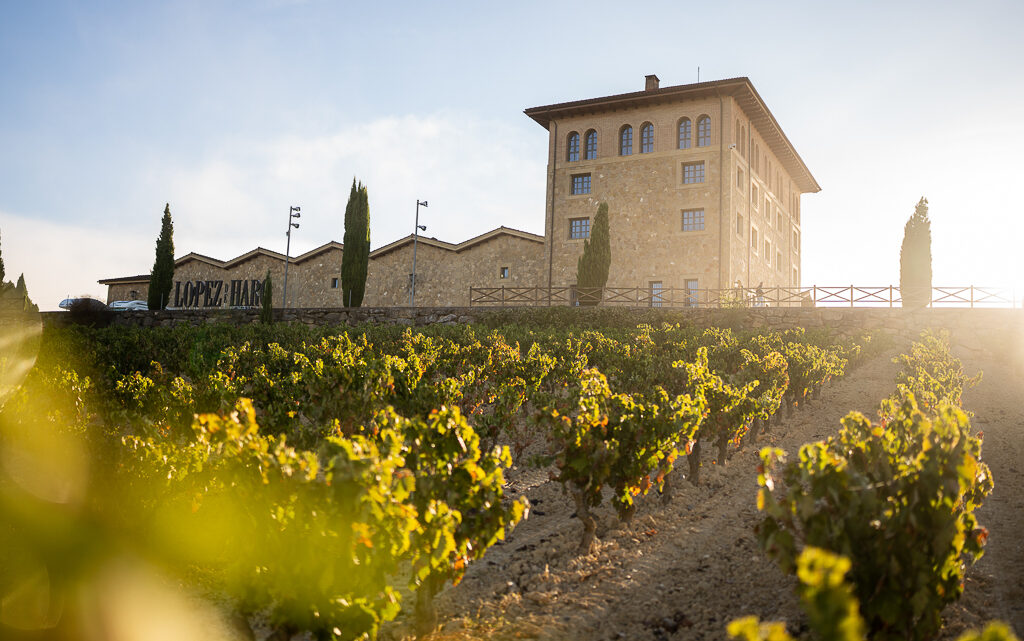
[109,300,149,311]
[58,298,108,311]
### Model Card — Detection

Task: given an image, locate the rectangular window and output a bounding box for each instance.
[737,168,744,189]
[682,161,705,184]
[765,199,771,223]
[649,281,663,308]
[685,279,699,307]
[569,217,590,239]
[331,277,339,289]
[752,185,759,207]
[777,210,783,228]
[751,226,759,253]
[736,213,744,236]
[793,267,799,286]
[765,239,772,264]
[682,209,705,231]
[571,173,591,195]
[777,250,783,272]
[793,229,799,253]
[500,266,509,279]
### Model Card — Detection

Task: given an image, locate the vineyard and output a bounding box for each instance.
[0,318,1020,640]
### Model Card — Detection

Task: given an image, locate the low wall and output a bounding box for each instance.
[36,306,1023,356]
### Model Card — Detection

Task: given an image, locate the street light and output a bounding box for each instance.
[282,206,300,308]
[410,199,428,306]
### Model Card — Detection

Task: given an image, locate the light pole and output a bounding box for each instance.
[410,199,427,306]
[282,206,300,308]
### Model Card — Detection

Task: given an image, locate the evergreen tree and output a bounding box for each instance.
[340,178,371,307]
[0,227,5,284]
[899,197,932,308]
[148,204,175,310]
[575,201,611,305]
[260,271,274,324]
[14,274,37,312]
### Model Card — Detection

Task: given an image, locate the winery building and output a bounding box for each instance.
[100,75,817,308]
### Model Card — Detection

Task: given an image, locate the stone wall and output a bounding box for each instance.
[37,307,1024,358]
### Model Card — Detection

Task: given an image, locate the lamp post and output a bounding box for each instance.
[410,199,428,306]
[282,206,300,308]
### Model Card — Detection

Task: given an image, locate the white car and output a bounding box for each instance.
[108,300,149,311]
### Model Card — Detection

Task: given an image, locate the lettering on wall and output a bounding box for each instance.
[173,279,264,308]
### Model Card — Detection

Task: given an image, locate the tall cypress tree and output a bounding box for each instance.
[148,204,175,310]
[341,179,370,307]
[575,202,611,306]
[260,270,274,324]
[899,197,932,308]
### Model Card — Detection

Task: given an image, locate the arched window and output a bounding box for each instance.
[678,117,692,149]
[567,132,580,162]
[584,129,597,160]
[697,115,711,147]
[640,123,654,153]
[619,125,633,156]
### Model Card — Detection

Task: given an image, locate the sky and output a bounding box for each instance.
[2,0,1023,310]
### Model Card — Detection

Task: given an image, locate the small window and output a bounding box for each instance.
[777,210,783,228]
[697,115,711,147]
[741,125,747,157]
[571,173,591,195]
[620,125,633,155]
[569,217,590,239]
[685,279,699,307]
[649,281,663,308]
[584,130,597,160]
[765,199,771,224]
[793,267,799,286]
[331,277,339,289]
[567,132,580,162]
[129,290,139,300]
[777,250,783,272]
[682,161,705,184]
[793,229,799,253]
[500,266,509,279]
[737,168,744,189]
[765,239,772,264]
[682,209,705,231]
[678,118,692,149]
[751,226,759,253]
[736,213,744,236]
[640,123,654,153]
[752,185,759,206]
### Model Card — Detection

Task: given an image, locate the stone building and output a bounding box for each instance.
[524,75,819,304]
[101,75,817,308]
[99,228,544,308]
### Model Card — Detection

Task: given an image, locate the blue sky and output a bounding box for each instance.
[3,0,1023,309]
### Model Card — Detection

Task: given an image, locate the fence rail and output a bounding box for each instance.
[468,285,1016,309]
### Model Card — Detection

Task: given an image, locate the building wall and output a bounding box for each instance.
[547,96,727,295]
[365,235,545,307]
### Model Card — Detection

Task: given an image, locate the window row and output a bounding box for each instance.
[566,116,712,161]
[736,213,801,256]
[570,162,703,195]
[567,208,706,239]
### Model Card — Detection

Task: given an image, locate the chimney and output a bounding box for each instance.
[645,74,660,91]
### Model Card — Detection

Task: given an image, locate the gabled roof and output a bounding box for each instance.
[524,76,820,193]
[370,226,544,260]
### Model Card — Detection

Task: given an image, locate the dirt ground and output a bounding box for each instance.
[384,345,1024,641]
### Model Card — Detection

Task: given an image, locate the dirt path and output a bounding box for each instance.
[402,348,911,641]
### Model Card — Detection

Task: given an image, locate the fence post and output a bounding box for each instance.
[970,285,974,309]
[849,285,854,308]
[813,285,817,307]
[501,286,505,308]
[889,285,893,308]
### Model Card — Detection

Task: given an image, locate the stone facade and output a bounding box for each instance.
[525,75,819,301]
[101,229,544,309]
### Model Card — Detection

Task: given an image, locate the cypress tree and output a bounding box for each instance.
[899,197,932,309]
[14,274,37,312]
[148,204,175,310]
[575,201,611,306]
[341,178,370,307]
[260,270,274,324]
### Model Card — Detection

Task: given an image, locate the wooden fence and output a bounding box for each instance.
[468,285,1015,309]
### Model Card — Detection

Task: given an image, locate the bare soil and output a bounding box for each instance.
[386,346,1023,641]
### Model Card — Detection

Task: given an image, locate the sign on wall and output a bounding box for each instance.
[173,279,264,308]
